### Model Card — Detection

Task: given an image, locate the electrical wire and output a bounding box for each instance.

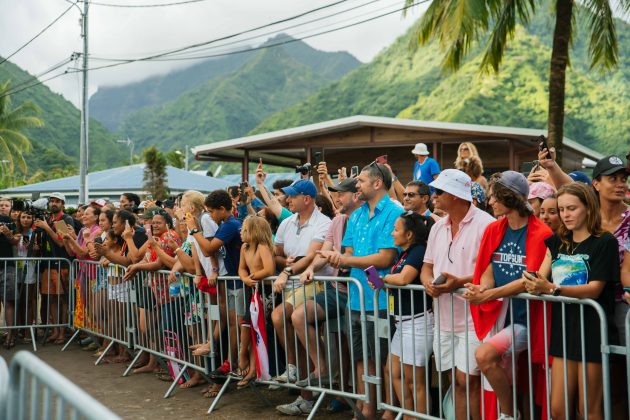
[0,2,77,67]
[90,0,386,62]
[0,56,76,98]
[77,0,426,72]
[89,0,208,7]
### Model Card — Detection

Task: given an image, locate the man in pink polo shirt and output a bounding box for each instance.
[420,169,495,420]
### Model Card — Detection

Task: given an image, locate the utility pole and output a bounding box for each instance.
[78,0,89,204]
[185,144,189,171]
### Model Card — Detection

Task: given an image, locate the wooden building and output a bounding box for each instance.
[192,116,604,181]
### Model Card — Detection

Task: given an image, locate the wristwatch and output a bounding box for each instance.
[551,285,561,296]
[189,228,200,235]
[283,267,292,276]
[211,267,219,273]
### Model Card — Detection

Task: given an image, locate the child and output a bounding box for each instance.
[231,215,275,388]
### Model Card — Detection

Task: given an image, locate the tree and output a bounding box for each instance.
[0,81,43,178]
[165,149,185,169]
[143,145,169,200]
[406,0,626,165]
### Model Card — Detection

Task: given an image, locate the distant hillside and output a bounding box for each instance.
[253,12,629,155]
[0,60,127,178]
[91,35,361,136]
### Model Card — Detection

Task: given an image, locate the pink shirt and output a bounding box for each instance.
[424,204,495,332]
[324,214,348,292]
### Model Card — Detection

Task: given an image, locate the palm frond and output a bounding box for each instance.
[582,0,618,70]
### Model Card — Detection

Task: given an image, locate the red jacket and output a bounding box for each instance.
[470,214,552,362]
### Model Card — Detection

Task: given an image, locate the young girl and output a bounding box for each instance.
[229,215,274,388]
[380,212,434,417]
[539,194,562,233]
[16,212,36,346]
[524,182,620,419]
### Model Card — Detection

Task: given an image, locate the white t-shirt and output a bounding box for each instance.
[188,213,226,276]
[275,207,333,289]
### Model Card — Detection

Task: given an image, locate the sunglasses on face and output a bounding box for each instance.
[402,192,418,198]
[460,148,469,151]
[435,189,445,196]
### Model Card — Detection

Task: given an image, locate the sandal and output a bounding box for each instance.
[203,385,222,399]
[237,375,256,389]
[228,366,249,380]
[156,370,173,382]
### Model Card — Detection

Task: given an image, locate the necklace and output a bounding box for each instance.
[570,238,586,255]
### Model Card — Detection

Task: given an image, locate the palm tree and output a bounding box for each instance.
[406,0,627,165]
[0,81,43,178]
[143,145,169,200]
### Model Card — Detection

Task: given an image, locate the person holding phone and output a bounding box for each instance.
[377,211,435,416]
[419,169,495,420]
[524,182,620,419]
[464,171,552,420]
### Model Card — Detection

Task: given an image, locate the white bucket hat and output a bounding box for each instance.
[411,143,429,156]
[429,169,473,201]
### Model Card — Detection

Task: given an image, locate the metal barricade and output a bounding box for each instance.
[372,284,618,420]
[124,270,209,398]
[0,356,8,416]
[5,350,119,419]
[207,275,370,420]
[0,258,73,351]
[62,260,135,366]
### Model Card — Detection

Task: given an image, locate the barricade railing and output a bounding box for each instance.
[125,269,209,398]
[372,284,619,420]
[0,257,73,351]
[62,260,135,366]
[6,350,119,419]
[207,275,369,420]
[0,356,8,416]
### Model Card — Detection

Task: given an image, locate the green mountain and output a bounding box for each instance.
[0,59,127,180]
[253,12,629,155]
[94,36,361,148]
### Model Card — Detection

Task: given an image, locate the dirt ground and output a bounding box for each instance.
[0,339,351,419]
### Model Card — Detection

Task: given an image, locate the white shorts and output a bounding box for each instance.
[485,324,528,359]
[108,281,134,303]
[391,312,434,366]
[434,329,482,375]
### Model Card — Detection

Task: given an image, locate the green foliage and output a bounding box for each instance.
[253,13,629,155]
[0,59,128,178]
[109,40,360,151]
[143,145,169,200]
[0,81,42,180]
[165,149,185,169]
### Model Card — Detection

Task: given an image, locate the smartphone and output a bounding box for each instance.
[124,219,130,230]
[93,237,103,245]
[239,181,248,202]
[364,265,384,289]
[520,161,536,174]
[538,135,549,154]
[375,155,388,165]
[432,274,448,286]
[350,165,359,178]
[314,152,322,166]
[53,220,70,236]
[623,287,630,294]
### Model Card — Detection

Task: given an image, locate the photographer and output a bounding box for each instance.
[32,192,74,344]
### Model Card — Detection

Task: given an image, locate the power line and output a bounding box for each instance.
[0,2,77,67]
[0,70,72,99]
[0,55,77,98]
[90,0,208,7]
[73,0,351,70]
[78,0,426,72]
[91,0,387,62]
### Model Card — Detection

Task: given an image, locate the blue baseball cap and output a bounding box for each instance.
[568,171,592,186]
[282,179,317,198]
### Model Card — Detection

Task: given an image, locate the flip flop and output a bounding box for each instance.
[237,376,256,389]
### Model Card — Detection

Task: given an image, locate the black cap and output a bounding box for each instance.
[592,155,626,179]
[328,178,358,193]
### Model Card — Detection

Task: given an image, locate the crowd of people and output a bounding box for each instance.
[0,141,628,420]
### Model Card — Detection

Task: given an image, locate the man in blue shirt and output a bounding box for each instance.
[319,162,402,420]
[412,143,441,192]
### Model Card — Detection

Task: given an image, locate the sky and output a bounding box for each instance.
[0,0,430,107]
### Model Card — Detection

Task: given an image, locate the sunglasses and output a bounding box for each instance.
[369,160,386,182]
[402,192,418,198]
[460,147,469,152]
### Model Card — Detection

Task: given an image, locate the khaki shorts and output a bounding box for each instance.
[283,282,324,308]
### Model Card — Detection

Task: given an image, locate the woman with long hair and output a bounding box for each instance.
[524,182,620,419]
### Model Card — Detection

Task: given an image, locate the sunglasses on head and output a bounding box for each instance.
[368,161,386,181]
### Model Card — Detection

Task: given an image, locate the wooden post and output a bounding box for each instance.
[508,140,515,171]
[242,149,249,181]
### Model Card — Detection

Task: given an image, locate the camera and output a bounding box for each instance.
[295,162,312,176]
[12,199,49,221]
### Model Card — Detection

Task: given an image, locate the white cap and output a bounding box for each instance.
[429,169,473,202]
[411,143,429,156]
[48,192,66,202]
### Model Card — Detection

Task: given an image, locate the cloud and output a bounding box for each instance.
[0,0,427,107]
